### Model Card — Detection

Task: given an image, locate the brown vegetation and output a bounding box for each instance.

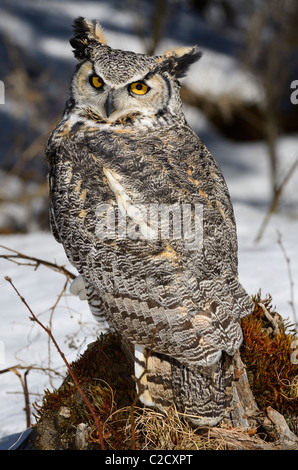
[30,292,297,451]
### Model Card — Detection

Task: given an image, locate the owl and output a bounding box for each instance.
[46,17,253,427]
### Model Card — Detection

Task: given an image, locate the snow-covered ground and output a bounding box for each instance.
[0,0,297,440]
[0,232,97,438]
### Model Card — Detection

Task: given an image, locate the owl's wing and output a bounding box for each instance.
[46,123,253,372]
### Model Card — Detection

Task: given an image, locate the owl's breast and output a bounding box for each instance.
[47,121,238,278]
[82,125,210,206]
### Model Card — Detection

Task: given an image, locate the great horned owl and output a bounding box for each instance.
[46,17,253,426]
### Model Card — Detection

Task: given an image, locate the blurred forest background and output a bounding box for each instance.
[0,0,298,236]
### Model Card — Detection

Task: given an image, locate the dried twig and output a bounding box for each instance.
[258,302,280,336]
[254,157,298,243]
[0,244,76,279]
[277,231,297,328]
[5,367,31,428]
[0,364,64,429]
[1,244,78,386]
[0,364,63,377]
[47,277,70,387]
[5,276,105,450]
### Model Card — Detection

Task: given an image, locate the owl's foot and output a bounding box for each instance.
[70,275,87,300]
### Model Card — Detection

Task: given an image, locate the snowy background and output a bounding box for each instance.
[0,0,297,440]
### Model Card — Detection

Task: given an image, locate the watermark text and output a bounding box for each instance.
[290,80,298,104]
[95,203,204,250]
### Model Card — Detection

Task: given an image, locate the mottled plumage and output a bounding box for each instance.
[46,17,253,426]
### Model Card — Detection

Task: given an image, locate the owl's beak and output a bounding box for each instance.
[105,93,116,118]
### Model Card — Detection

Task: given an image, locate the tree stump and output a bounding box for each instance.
[31,293,297,450]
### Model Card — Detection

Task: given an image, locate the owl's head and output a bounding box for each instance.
[67,17,201,124]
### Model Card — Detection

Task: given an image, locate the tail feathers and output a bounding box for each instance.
[134,344,234,427]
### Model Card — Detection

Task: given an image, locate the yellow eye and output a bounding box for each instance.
[89,75,104,89]
[130,82,149,95]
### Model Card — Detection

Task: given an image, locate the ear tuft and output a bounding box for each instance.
[69,17,107,60]
[159,46,202,78]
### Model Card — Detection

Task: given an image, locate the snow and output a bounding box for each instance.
[0,232,97,438]
[0,0,297,441]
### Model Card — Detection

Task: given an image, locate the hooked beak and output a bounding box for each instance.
[105,92,116,118]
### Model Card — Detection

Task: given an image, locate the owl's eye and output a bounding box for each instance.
[89,75,104,89]
[129,82,149,95]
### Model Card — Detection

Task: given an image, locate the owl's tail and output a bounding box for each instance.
[134,345,234,427]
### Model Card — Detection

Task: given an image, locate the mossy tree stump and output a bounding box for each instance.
[32,293,298,450]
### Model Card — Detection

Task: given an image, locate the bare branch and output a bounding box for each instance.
[5,367,31,428]
[0,244,76,279]
[254,157,298,243]
[0,364,63,377]
[47,276,70,387]
[5,276,105,450]
[277,231,297,327]
[258,302,280,336]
